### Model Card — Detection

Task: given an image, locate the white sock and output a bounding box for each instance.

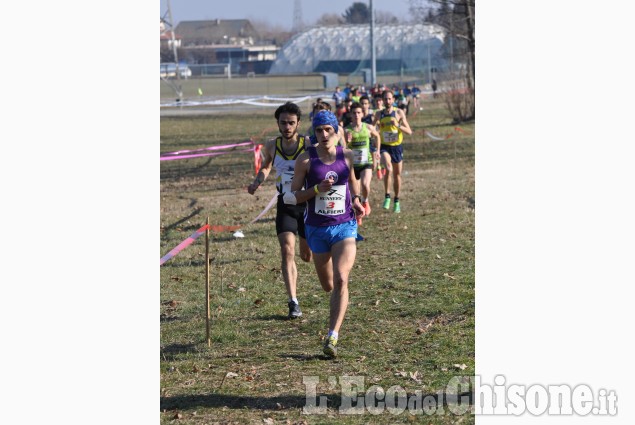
[290,297,298,304]
[327,330,339,340]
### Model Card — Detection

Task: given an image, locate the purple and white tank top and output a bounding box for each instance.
[304,145,355,227]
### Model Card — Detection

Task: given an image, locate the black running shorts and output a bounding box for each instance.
[275,195,307,239]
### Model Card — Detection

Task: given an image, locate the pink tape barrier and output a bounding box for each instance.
[160,224,210,266]
[161,141,254,157]
[424,127,470,141]
[160,193,278,266]
[246,193,278,225]
[160,148,254,161]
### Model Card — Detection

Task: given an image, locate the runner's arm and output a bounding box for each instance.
[248,139,274,194]
[285,153,321,205]
[398,110,413,135]
[345,149,365,217]
[366,123,381,152]
[371,110,380,127]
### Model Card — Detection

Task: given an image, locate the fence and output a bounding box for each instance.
[160,72,434,103]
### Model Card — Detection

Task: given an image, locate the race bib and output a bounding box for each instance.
[277,170,294,193]
[352,148,369,165]
[315,184,346,216]
[383,131,399,143]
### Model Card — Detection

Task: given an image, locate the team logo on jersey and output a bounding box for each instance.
[325,171,338,183]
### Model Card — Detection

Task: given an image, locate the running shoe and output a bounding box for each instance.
[393,201,401,213]
[356,215,363,226]
[323,335,338,357]
[288,301,302,319]
[382,197,391,210]
[363,201,371,216]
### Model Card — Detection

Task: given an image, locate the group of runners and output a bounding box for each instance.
[247,88,412,358]
[332,82,423,119]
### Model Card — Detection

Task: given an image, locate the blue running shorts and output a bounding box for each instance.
[305,219,357,254]
[380,144,403,163]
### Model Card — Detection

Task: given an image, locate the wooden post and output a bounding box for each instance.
[205,216,211,347]
[453,138,457,170]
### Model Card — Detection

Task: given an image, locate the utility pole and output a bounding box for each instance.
[292,0,303,32]
[166,0,183,102]
[427,43,431,84]
[369,0,376,85]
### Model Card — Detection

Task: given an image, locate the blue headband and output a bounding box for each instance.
[312,110,339,133]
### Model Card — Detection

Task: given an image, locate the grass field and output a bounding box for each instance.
[160,73,427,101]
[160,95,475,424]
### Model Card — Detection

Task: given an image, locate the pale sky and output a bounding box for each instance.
[160,0,420,30]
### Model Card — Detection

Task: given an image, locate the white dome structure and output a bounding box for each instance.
[269,23,446,75]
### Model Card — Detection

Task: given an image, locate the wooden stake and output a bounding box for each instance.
[205,216,211,347]
[453,138,457,170]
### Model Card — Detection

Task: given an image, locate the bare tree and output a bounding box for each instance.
[250,19,295,44]
[410,0,474,83]
[316,13,346,26]
[409,0,475,121]
[317,8,397,26]
[375,10,399,24]
[160,45,185,63]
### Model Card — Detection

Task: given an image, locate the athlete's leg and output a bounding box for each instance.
[393,160,403,200]
[360,168,372,202]
[312,251,334,293]
[299,237,312,263]
[278,232,297,299]
[328,238,356,334]
[381,151,393,195]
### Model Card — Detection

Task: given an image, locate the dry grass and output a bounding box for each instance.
[160,96,474,424]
